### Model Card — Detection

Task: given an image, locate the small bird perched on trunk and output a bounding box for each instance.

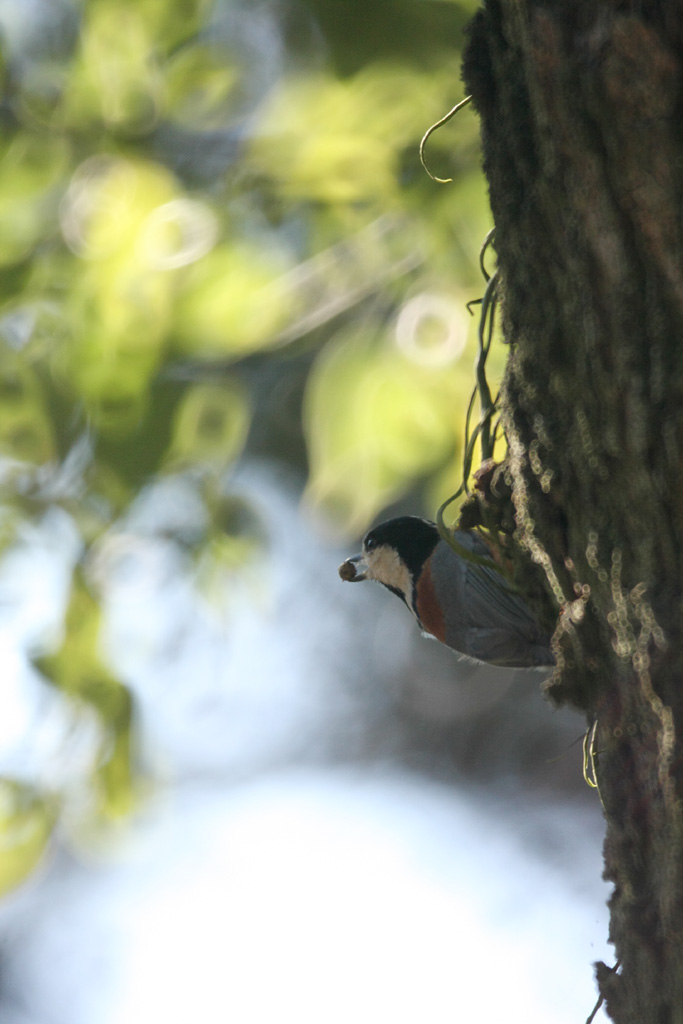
[339,516,554,669]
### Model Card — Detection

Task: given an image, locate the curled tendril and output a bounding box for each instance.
[419,95,473,183]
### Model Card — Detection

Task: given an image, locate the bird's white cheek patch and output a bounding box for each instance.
[365,546,413,601]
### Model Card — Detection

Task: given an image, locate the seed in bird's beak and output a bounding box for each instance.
[339,554,367,581]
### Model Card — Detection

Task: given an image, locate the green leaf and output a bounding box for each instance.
[303,315,476,533]
[166,380,251,470]
[173,243,295,358]
[34,571,138,821]
[0,353,55,465]
[0,779,56,895]
[0,134,70,266]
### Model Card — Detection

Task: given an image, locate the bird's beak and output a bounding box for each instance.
[338,552,368,582]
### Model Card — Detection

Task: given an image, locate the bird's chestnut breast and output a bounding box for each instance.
[414,560,446,643]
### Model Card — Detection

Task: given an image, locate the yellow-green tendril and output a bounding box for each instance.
[419,96,472,183]
[436,492,506,575]
[582,720,599,789]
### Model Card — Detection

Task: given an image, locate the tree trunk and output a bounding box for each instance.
[462,3,683,1021]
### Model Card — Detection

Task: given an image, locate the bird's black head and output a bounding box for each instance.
[363,516,440,580]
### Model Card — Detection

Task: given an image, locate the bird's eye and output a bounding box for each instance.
[365,537,377,552]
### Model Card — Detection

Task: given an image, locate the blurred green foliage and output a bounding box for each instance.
[0,779,56,897]
[0,0,494,886]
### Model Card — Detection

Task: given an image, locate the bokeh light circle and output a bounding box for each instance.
[395,293,467,367]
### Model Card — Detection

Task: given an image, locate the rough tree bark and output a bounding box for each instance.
[461,3,683,1022]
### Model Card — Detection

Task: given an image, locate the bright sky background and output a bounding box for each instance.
[0,463,611,1024]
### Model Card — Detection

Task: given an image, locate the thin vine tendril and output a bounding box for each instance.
[419,95,472,183]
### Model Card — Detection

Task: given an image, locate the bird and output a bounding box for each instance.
[339,516,554,669]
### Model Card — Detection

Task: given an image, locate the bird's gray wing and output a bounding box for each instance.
[433,532,553,666]
[466,561,544,638]
[451,531,542,637]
